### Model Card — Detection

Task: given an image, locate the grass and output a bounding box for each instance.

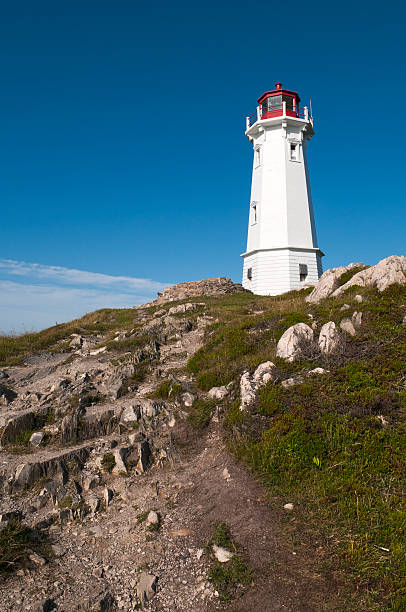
[14,430,34,447]
[152,379,182,399]
[215,284,406,610]
[186,290,311,390]
[58,495,73,509]
[0,307,138,365]
[105,333,148,353]
[336,265,367,287]
[0,520,45,573]
[208,522,252,602]
[187,398,217,429]
[136,511,149,524]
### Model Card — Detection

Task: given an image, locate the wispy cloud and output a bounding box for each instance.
[0,260,169,333]
[0,259,167,293]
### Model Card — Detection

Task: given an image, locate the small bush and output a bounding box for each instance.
[212,522,234,549]
[101,453,116,473]
[187,398,217,429]
[58,495,73,509]
[153,379,182,399]
[0,521,40,573]
[15,430,33,447]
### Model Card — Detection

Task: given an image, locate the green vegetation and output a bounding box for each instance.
[58,495,73,509]
[336,265,367,287]
[208,522,252,601]
[152,379,182,399]
[101,453,116,473]
[136,511,149,524]
[0,307,138,365]
[187,398,217,429]
[14,430,34,447]
[105,334,148,352]
[117,363,150,397]
[0,520,44,573]
[208,284,406,610]
[186,291,311,390]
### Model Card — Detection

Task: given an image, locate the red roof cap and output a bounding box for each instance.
[257,83,300,105]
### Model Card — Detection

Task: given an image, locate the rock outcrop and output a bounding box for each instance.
[307,256,406,303]
[318,321,340,354]
[306,263,366,303]
[276,323,314,362]
[143,277,250,307]
[240,361,275,410]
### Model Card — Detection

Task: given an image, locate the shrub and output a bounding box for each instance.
[101,453,116,473]
[0,521,42,573]
[153,379,182,399]
[187,399,217,429]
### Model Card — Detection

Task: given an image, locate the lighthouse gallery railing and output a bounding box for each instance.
[246,104,311,129]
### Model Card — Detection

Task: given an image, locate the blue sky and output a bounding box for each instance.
[1,1,405,332]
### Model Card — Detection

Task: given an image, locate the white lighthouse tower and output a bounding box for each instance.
[241,82,324,295]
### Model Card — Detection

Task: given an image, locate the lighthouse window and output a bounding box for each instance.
[247,267,253,280]
[268,95,281,110]
[299,264,308,282]
[254,147,261,166]
[290,142,299,161]
[250,202,257,224]
[283,95,294,111]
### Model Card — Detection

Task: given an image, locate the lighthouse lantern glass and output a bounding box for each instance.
[283,95,294,110]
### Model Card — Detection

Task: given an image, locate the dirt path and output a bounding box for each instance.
[0,308,349,611]
[0,419,348,612]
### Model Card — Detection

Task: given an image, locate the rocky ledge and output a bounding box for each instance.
[144,277,249,307]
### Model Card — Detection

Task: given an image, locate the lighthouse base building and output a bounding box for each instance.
[241,83,324,295]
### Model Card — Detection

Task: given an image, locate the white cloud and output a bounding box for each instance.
[0,259,167,293]
[0,261,169,334]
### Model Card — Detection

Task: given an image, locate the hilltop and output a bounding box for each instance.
[0,256,405,611]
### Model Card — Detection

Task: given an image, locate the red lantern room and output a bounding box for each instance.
[258,82,300,119]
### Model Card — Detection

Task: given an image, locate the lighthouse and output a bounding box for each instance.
[241,83,324,295]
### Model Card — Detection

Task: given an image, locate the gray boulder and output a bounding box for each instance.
[276,323,314,362]
[137,572,158,603]
[60,411,79,444]
[208,383,231,400]
[30,432,45,447]
[340,318,356,336]
[120,404,141,426]
[239,361,275,410]
[180,391,195,407]
[352,311,363,329]
[318,321,340,354]
[168,302,199,315]
[308,256,406,303]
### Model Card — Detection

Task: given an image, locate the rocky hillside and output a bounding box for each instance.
[0,257,405,611]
